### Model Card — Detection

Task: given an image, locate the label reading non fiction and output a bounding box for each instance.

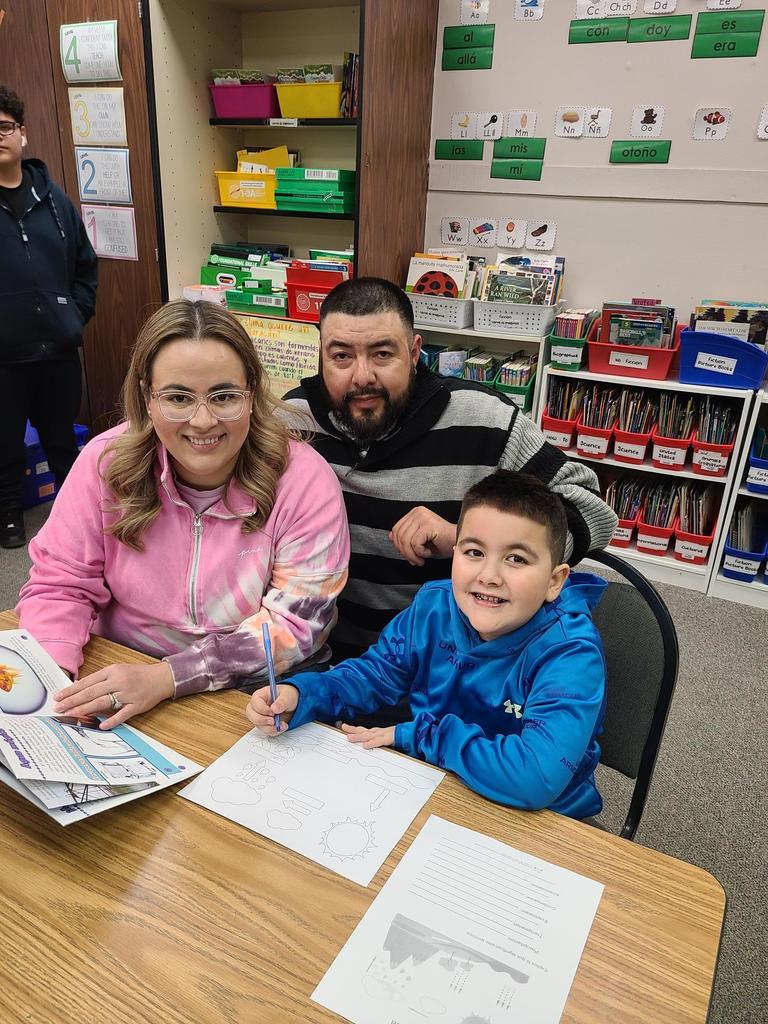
[609,350,650,369]
[694,351,737,375]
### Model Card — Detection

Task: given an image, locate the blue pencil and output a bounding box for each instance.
[261,622,282,733]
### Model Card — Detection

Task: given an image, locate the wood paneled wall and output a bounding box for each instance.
[357,0,439,286]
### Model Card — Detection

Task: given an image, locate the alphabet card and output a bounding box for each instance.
[555,107,585,138]
[506,109,538,137]
[498,218,528,249]
[526,221,557,250]
[180,723,444,887]
[460,0,491,23]
[706,0,742,9]
[693,108,732,141]
[758,105,768,140]
[631,104,665,139]
[644,0,676,11]
[451,111,478,139]
[584,107,612,139]
[477,111,504,139]
[468,217,498,247]
[515,0,545,20]
[441,217,470,245]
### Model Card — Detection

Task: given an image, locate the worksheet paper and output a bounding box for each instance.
[179,723,444,886]
[312,815,604,1023]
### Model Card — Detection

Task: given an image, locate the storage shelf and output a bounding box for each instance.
[213,205,355,220]
[416,323,546,345]
[606,542,706,575]
[738,485,768,501]
[710,572,768,609]
[562,447,726,483]
[546,366,752,400]
[210,118,357,127]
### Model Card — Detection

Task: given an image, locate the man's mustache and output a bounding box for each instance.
[343,387,389,404]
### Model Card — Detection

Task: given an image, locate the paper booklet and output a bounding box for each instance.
[0,630,202,824]
[312,815,604,1024]
[180,722,445,886]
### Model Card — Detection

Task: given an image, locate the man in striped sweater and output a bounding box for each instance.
[285,277,617,667]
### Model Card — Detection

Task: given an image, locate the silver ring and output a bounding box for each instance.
[107,691,124,712]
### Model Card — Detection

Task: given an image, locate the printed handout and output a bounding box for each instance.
[312,815,603,1023]
[179,722,445,886]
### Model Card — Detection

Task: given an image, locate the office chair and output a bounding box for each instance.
[585,547,679,841]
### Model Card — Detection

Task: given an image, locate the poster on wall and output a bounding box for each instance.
[81,204,138,261]
[60,21,121,83]
[75,147,132,204]
[68,88,127,146]
[234,315,320,397]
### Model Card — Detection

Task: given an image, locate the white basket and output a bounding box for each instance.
[409,294,474,329]
[473,300,561,337]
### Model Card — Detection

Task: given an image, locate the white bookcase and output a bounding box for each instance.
[536,363,754,593]
[707,389,768,610]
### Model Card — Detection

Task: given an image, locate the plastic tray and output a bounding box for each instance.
[613,426,653,464]
[548,318,597,371]
[691,433,734,478]
[746,445,768,494]
[275,167,355,190]
[215,170,276,208]
[276,81,342,118]
[674,526,715,565]
[473,300,560,338]
[721,541,766,582]
[679,328,768,390]
[636,516,677,556]
[587,324,680,380]
[286,265,347,323]
[651,425,694,471]
[409,294,474,329]
[275,193,355,214]
[540,411,579,450]
[575,418,615,459]
[209,83,280,119]
[494,371,536,413]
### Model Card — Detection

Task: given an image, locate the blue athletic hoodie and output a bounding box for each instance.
[287,572,608,819]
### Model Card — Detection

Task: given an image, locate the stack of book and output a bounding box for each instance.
[600,300,676,348]
[275,167,356,215]
[691,300,768,349]
[553,308,598,339]
[618,388,657,434]
[697,396,737,446]
[340,51,360,117]
[463,351,499,383]
[548,378,585,421]
[581,385,620,430]
[658,392,697,439]
[498,351,538,388]
[606,476,647,522]
[642,481,680,529]
[478,253,565,307]
[728,502,760,551]
[678,482,718,537]
[405,253,475,300]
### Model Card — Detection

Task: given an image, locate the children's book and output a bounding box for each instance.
[405,256,468,299]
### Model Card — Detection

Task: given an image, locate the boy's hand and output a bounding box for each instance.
[389,507,456,566]
[341,723,396,749]
[245,684,299,735]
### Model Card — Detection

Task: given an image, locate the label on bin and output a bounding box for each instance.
[614,439,646,461]
[35,460,49,475]
[653,443,686,466]
[544,429,572,448]
[637,531,670,552]
[609,350,649,369]
[577,433,609,456]
[694,351,737,375]
[612,525,632,543]
[693,449,727,473]
[551,344,582,365]
[304,168,340,180]
[747,466,768,486]
[723,554,760,575]
[269,118,299,127]
[675,538,708,561]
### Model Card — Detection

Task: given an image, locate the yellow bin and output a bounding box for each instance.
[215,170,277,208]
[275,81,343,118]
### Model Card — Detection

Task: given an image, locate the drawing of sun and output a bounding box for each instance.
[319,818,376,860]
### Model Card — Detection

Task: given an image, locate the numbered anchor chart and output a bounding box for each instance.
[68,88,127,147]
[75,148,131,204]
[180,723,444,886]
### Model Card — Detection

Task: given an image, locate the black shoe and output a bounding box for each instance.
[0,508,26,549]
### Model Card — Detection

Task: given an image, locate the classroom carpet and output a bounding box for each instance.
[1,501,766,1024]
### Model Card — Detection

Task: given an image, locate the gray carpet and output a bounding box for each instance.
[1,504,766,1023]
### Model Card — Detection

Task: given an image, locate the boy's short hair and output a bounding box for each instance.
[319,277,414,334]
[458,470,567,565]
[0,85,24,125]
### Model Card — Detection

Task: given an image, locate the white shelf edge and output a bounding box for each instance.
[710,573,768,609]
[562,447,727,483]
[416,323,546,345]
[546,365,753,399]
[737,485,768,501]
[605,544,707,575]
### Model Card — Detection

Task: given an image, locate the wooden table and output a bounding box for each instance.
[0,614,724,1024]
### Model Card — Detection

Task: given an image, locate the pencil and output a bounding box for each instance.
[261,622,282,733]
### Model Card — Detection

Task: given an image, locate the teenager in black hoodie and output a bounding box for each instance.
[0,85,98,547]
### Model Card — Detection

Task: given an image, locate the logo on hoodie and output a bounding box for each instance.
[504,699,523,718]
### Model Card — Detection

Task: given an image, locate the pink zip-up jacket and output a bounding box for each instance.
[17,424,350,696]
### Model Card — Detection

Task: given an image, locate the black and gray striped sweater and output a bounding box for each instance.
[285,365,617,662]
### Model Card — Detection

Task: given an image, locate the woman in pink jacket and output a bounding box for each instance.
[17,299,349,727]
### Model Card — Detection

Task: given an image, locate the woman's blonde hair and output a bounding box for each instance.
[102,299,295,549]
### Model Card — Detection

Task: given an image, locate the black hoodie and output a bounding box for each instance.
[0,158,98,362]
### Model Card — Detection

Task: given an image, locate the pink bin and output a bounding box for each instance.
[209,84,280,119]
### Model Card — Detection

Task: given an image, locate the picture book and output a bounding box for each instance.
[406,256,468,299]
[693,304,768,348]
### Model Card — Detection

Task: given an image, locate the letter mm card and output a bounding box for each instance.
[506,109,538,138]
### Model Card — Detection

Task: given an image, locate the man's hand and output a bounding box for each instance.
[389,507,456,566]
[52,662,175,729]
[341,723,396,749]
[245,684,300,735]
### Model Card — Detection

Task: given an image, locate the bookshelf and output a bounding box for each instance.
[147,0,438,296]
[708,390,768,610]
[537,364,754,594]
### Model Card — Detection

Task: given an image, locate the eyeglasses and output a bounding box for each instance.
[150,389,251,422]
[0,122,21,138]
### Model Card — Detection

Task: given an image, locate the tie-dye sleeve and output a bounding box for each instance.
[168,445,349,697]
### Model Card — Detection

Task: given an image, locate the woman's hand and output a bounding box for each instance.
[52,662,175,729]
[341,723,396,749]
[245,684,299,735]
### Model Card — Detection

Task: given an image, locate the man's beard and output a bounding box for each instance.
[322,368,417,444]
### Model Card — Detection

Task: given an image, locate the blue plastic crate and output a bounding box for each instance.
[679,328,768,390]
[22,421,89,508]
[721,540,767,582]
[746,444,768,495]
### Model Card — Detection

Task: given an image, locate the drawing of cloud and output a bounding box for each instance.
[211,777,263,805]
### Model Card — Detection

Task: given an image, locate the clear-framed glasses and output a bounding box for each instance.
[0,121,21,138]
[150,389,251,422]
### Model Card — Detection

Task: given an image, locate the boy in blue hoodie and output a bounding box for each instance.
[246,470,608,818]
